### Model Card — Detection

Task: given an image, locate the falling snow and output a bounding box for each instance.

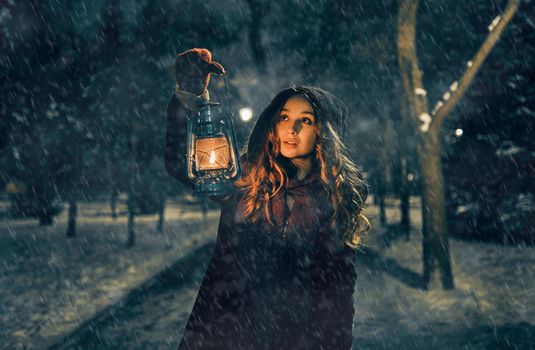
[1,0,534,348]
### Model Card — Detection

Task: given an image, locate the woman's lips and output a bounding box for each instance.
[283,141,298,148]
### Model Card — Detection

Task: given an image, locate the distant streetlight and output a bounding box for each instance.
[454,128,463,137]
[239,108,253,122]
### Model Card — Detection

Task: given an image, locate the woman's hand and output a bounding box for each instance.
[174,48,225,96]
[165,48,227,194]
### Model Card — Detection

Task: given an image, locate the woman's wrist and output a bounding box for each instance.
[174,87,209,110]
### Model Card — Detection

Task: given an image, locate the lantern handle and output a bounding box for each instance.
[223,74,236,120]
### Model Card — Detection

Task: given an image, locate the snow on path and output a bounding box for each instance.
[0,202,220,350]
[2,199,534,350]
[354,202,535,349]
[54,198,535,349]
[64,243,214,350]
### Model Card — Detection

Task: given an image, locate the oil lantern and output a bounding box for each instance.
[186,100,242,196]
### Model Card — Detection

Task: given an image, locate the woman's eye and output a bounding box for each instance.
[279,115,288,121]
[302,118,313,125]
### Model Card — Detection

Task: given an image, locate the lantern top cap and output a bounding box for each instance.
[200,101,221,108]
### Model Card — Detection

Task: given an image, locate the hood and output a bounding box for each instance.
[246,86,349,163]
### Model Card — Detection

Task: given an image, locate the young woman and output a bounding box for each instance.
[166,49,369,350]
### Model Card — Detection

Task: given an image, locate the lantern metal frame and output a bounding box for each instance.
[186,100,242,196]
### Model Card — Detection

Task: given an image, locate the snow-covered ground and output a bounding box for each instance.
[0,200,220,350]
[1,198,534,349]
[355,200,535,349]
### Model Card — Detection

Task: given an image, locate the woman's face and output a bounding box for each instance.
[275,95,318,161]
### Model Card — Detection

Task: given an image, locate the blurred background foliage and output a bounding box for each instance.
[0,0,533,243]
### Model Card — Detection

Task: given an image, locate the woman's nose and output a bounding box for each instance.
[287,121,300,134]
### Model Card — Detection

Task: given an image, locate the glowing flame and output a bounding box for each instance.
[195,137,230,170]
[209,151,216,164]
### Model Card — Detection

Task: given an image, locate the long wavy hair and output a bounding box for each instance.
[236,87,370,248]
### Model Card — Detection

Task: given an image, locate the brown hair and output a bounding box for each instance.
[236,87,369,248]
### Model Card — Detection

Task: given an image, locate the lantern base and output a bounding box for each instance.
[194,180,233,197]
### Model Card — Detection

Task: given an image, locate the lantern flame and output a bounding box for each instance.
[209,150,216,164]
[195,137,230,171]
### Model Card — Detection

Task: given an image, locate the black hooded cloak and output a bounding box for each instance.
[165,86,363,350]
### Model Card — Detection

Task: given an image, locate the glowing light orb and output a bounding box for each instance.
[239,108,253,122]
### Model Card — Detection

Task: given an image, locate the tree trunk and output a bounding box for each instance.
[400,157,411,239]
[246,0,269,73]
[375,163,387,226]
[156,195,165,233]
[377,121,393,227]
[66,197,77,238]
[110,188,118,219]
[379,192,387,226]
[106,154,118,219]
[396,0,518,290]
[127,120,141,247]
[397,0,453,290]
[126,174,137,247]
[37,179,54,226]
[398,81,412,238]
[418,136,454,289]
[127,179,137,247]
[39,212,53,226]
[127,207,135,247]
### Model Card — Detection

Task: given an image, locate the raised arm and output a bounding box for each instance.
[165,95,194,190]
[164,48,225,190]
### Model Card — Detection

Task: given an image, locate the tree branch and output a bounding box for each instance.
[397,0,420,114]
[430,0,520,134]
[397,0,432,134]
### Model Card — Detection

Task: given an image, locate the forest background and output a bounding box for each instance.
[1,0,534,282]
[1,0,534,348]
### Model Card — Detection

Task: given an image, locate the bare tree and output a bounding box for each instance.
[245,0,270,73]
[397,0,519,289]
[127,120,141,248]
[398,88,412,238]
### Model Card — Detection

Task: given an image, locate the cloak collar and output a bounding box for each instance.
[285,165,321,192]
